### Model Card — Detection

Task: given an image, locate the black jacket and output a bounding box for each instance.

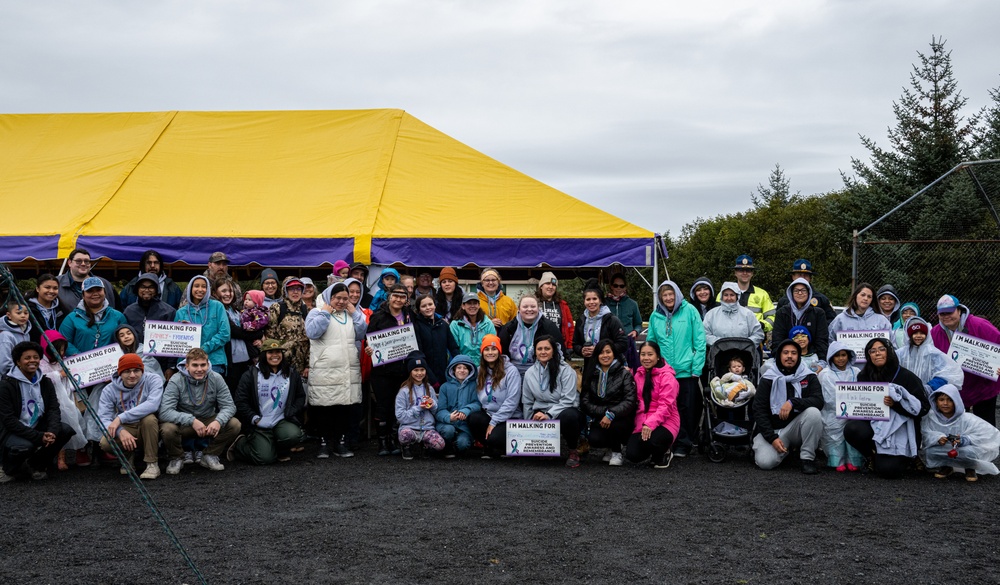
[123,299,177,342]
[497,316,563,360]
[573,312,627,388]
[776,289,836,322]
[119,274,183,309]
[753,368,824,444]
[366,305,415,380]
[234,365,306,430]
[413,313,459,387]
[0,372,62,446]
[27,299,68,344]
[771,304,829,358]
[581,361,637,421]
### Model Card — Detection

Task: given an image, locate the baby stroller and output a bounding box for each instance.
[701,337,761,463]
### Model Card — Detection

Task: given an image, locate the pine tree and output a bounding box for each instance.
[751,164,799,209]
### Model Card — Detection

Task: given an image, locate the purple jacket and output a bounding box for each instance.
[931,307,1000,406]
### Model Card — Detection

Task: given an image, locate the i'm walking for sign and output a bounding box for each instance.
[144,321,202,358]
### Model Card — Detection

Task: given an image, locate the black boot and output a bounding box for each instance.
[389,432,402,455]
[377,437,390,456]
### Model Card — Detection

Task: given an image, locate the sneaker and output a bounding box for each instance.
[333,442,354,458]
[565,449,581,469]
[182,451,194,465]
[226,435,245,462]
[934,466,954,479]
[194,450,204,464]
[602,450,613,463]
[401,445,414,460]
[120,465,129,475]
[75,448,92,467]
[965,468,978,482]
[577,437,590,456]
[0,469,13,484]
[166,458,184,475]
[30,468,47,481]
[801,460,819,475]
[199,454,225,471]
[140,463,160,480]
[672,445,690,458]
[653,450,674,469]
[316,441,331,459]
[608,452,624,466]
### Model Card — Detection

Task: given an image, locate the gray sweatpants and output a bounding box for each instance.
[752,407,823,470]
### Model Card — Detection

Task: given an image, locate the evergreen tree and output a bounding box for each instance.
[751,164,799,209]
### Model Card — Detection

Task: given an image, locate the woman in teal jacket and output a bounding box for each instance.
[646,279,706,457]
[175,275,231,374]
[449,293,496,367]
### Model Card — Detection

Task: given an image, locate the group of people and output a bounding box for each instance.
[1,248,998,483]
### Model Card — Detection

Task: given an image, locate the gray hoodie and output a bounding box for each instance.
[98,371,164,431]
[158,362,236,426]
[0,315,32,375]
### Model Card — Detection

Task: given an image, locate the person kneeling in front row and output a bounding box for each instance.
[159,348,241,474]
[98,353,163,480]
[231,339,305,465]
[752,339,825,474]
[0,342,75,483]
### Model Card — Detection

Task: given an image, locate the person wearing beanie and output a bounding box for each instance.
[535,272,578,355]
[687,276,717,321]
[366,283,414,455]
[573,278,628,391]
[466,334,523,458]
[259,268,281,309]
[394,351,446,459]
[719,255,775,333]
[931,294,1000,426]
[0,342,76,483]
[772,277,828,360]
[477,268,517,328]
[646,279,705,457]
[434,267,464,323]
[897,317,963,396]
[232,338,307,465]
[774,259,836,322]
[159,347,241,474]
[119,250,183,309]
[604,272,642,340]
[332,260,350,280]
[98,353,164,480]
[305,283,366,458]
[752,339,824,474]
[787,325,822,373]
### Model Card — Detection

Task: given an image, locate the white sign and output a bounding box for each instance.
[949,332,1000,382]
[366,323,420,366]
[835,382,890,421]
[836,329,892,363]
[505,419,561,457]
[64,344,124,388]
[144,320,202,357]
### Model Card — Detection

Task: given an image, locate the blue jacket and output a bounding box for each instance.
[174,276,231,369]
[435,355,481,434]
[58,299,129,356]
[368,268,400,313]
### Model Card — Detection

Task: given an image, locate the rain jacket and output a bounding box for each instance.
[647,280,706,378]
[896,317,963,392]
[174,275,231,370]
[449,315,496,367]
[703,282,764,347]
[931,304,1000,408]
[891,302,920,348]
[632,360,680,438]
[828,306,891,345]
[717,282,775,332]
[922,385,1000,475]
[368,268,400,313]
[305,284,367,406]
[58,298,128,356]
[818,342,863,468]
[688,277,718,320]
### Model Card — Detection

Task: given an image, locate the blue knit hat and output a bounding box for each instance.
[789,325,811,341]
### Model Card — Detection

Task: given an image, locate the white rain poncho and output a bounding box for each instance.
[896,318,963,392]
[922,385,1000,475]
[818,341,863,468]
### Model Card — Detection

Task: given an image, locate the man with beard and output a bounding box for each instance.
[122,273,177,343]
[119,250,183,309]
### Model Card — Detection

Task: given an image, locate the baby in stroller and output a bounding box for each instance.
[710,356,756,407]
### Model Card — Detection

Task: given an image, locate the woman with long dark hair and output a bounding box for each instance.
[626,341,680,469]
[520,335,581,467]
[580,339,636,467]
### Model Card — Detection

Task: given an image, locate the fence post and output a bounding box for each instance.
[851,229,858,294]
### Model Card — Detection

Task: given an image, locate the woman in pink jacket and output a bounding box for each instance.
[931,295,1000,426]
[626,341,680,468]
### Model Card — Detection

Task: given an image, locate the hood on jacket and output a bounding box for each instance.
[903,316,930,347]
[445,354,477,383]
[772,338,802,373]
[115,324,140,350]
[349,262,369,281]
[898,301,920,321]
[183,275,211,309]
[75,296,109,317]
[175,360,212,384]
[378,268,401,292]
[0,314,29,335]
[876,284,900,314]
[689,277,715,303]
[136,272,162,299]
[39,330,67,361]
[825,340,856,366]
[928,384,965,423]
[319,282,349,306]
[785,278,814,309]
[655,280,685,315]
[9,362,39,385]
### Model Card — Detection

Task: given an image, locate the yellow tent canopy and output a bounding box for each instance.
[0,109,655,267]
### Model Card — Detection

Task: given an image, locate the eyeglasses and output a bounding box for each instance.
[390,293,408,299]
[138,284,157,290]
[72,259,92,265]
[867,347,887,355]
[481,278,499,284]
[792,288,809,294]
[611,284,626,289]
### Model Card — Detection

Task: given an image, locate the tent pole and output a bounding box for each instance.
[652,235,658,310]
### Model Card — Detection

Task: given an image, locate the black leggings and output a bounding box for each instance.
[467,409,507,453]
[371,373,405,437]
[844,420,912,479]
[675,377,702,447]
[625,426,675,463]
[309,404,352,444]
[971,395,997,427]
[587,414,634,452]
[555,407,581,450]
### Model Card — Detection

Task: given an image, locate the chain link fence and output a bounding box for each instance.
[853,160,1000,323]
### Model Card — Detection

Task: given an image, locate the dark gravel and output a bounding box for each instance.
[2,441,998,585]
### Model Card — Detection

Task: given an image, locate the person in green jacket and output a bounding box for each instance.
[646,280,706,457]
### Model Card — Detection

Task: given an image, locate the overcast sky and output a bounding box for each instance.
[3,1,997,237]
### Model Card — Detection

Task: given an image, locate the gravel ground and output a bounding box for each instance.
[2,439,998,585]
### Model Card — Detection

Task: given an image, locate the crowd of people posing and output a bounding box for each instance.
[1,248,999,484]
